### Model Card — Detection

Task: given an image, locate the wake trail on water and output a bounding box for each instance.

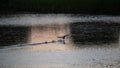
[0,38,66,49]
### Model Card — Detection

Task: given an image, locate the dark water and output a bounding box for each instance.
[0,14,120,68]
[70,22,120,44]
[0,26,30,46]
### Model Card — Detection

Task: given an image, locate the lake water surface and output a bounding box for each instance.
[0,14,120,68]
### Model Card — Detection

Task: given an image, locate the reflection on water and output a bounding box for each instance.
[28,24,71,50]
[0,14,120,68]
[29,24,70,43]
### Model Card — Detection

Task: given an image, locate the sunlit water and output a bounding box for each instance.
[0,14,120,68]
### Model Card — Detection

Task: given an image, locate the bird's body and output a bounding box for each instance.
[57,35,69,39]
[57,35,69,44]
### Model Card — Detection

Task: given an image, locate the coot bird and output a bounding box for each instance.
[57,35,69,44]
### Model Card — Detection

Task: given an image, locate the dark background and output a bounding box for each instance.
[0,26,30,46]
[0,0,120,15]
[70,22,120,44]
